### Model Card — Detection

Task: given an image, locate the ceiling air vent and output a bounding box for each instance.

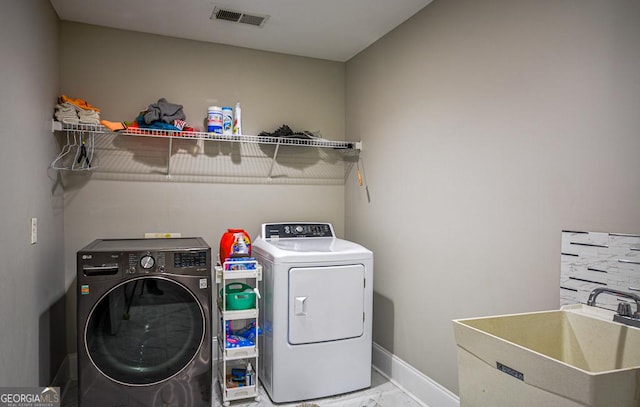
[211,6,269,28]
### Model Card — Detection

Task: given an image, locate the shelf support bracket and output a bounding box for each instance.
[267,141,281,179]
[166,137,173,179]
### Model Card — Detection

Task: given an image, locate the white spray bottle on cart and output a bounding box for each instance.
[245,362,254,386]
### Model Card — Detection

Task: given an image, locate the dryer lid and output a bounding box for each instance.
[253,236,372,263]
[266,237,349,252]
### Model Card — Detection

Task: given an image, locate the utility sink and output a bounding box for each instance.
[453,304,640,406]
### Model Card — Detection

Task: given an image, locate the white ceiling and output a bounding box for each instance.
[49,0,433,62]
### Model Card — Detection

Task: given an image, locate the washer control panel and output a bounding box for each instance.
[78,238,211,277]
[174,251,208,268]
[263,223,334,239]
[126,251,208,274]
[128,252,166,274]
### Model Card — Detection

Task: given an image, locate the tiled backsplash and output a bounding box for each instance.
[561,231,640,311]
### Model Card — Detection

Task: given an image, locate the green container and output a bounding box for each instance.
[221,282,256,310]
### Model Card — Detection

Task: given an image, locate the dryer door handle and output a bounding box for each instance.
[294,296,308,316]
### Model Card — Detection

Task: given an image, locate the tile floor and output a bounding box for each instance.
[63,368,423,407]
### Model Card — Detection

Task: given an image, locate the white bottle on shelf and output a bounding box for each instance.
[222,106,233,135]
[233,102,242,135]
[207,106,223,134]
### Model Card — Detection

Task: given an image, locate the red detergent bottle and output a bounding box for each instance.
[220,229,251,263]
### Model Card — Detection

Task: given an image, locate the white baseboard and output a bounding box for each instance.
[371,342,460,407]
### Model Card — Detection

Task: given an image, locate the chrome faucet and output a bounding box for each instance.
[587,287,640,328]
[587,287,640,310]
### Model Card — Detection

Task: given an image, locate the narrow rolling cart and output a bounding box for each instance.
[215,258,262,406]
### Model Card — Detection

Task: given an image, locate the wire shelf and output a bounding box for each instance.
[51,121,360,185]
[53,122,360,150]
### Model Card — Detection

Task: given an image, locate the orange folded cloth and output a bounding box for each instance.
[60,95,101,112]
[100,120,126,131]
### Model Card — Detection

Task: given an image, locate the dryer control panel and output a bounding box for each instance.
[263,222,334,239]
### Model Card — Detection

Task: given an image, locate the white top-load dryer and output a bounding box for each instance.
[253,222,373,403]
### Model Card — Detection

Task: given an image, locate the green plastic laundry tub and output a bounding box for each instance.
[221,282,256,310]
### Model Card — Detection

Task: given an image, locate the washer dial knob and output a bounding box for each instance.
[295,225,304,233]
[140,255,155,270]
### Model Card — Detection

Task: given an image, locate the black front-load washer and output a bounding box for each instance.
[77,238,212,407]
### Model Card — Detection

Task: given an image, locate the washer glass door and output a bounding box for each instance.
[85,277,204,385]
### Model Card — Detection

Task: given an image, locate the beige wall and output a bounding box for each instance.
[346,0,640,394]
[0,0,65,385]
[59,23,345,139]
[59,23,347,352]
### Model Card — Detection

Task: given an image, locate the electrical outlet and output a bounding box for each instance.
[30,218,37,244]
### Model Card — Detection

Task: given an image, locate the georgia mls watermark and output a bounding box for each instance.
[0,387,60,407]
